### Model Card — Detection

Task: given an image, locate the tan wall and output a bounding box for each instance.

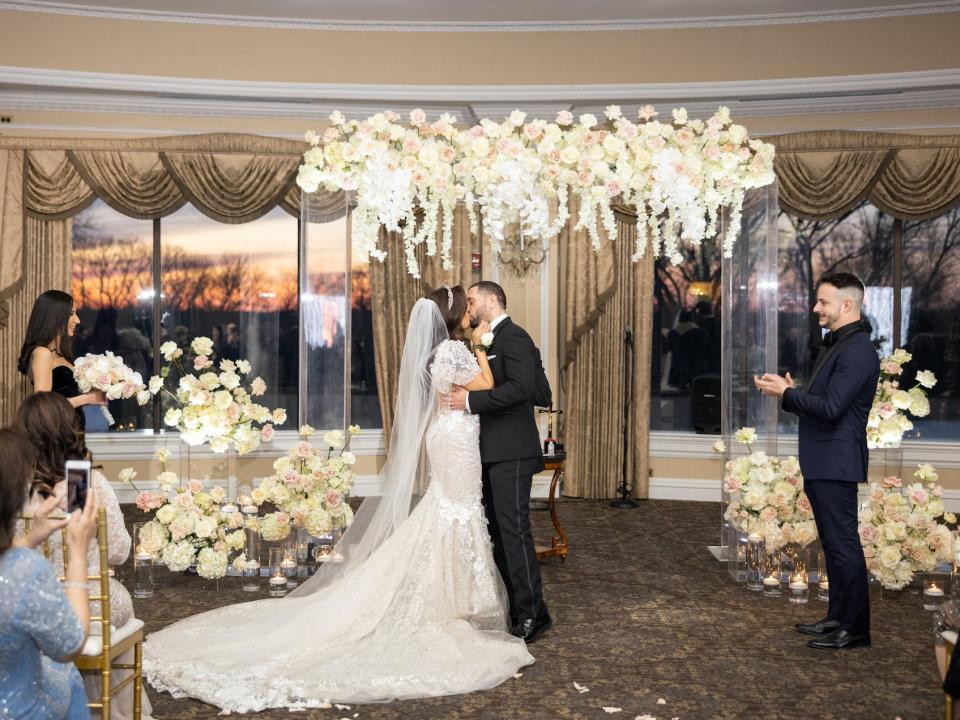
[1,10,959,83]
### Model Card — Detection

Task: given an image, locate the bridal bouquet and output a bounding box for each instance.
[146,336,286,454]
[859,464,955,590]
[721,428,818,551]
[73,351,151,425]
[251,425,360,541]
[867,348,937,448]
[134,458,248,579]
[297,107,775,278]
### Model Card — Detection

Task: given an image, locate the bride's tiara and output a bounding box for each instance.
[442,285,453,311]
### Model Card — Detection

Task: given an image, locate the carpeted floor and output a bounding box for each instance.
[122,500,941,720]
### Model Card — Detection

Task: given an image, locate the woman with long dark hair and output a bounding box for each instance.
[16,290,107,431]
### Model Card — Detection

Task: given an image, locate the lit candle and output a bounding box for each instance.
[925,583,945,597]
[134,546,152,561]
[269,574,286,586]
[819,578,830,590]
[763,575,779,587]
[279,558,297,569]
[221,503,238,515]
[747,533,762,543]
[789,578,808,591]
[241,504,258,515]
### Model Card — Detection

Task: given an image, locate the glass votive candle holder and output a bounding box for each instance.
[281,543,298,589]
[788,573,809,604]
[762,554,781,597]
[131,522,154,599]
[241,558,260,592]
[923,575,947,611]
[268,548,287,597]
[746,534,764,592]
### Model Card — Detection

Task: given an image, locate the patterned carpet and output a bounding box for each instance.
[122,500,941,720]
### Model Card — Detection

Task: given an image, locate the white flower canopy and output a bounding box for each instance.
[297,106,776,278]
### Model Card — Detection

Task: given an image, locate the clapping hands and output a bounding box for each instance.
[753,372,795,398]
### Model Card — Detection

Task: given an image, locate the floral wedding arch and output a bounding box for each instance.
[296,106,776,278]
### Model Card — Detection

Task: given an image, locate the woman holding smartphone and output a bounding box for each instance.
[16,393,153,720]
[17,290,108,432]
[0,426,99,720]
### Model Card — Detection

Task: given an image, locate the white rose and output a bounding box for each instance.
[164,408,182,427]
[160,341,182,362]
[509,110,527,126]
[604,104,622,120]
[914,370,936,389]
[734,427,758,445]
[118,467,137,484]
[191,337,214,357]
[136,389,152,406]
[481,332,494,347]
[341,451,356,465]
[712,440,726,454]
[219,372,241,390]
[323,430,346,449]
[155,503,178,525]
[579,113,597,129]
[672,108,688,124]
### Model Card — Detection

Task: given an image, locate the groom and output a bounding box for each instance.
[448,281,553,644]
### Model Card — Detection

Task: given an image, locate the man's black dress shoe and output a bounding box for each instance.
[795,618,840,636]
[512,612,552,644]
[808,628,871,650]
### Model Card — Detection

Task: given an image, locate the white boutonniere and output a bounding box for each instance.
[481,332,494,350]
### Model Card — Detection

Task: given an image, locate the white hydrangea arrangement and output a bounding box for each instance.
[146,336,286,454]
[133,451,247,579]
[297,107,776,278]
[251,425,361,540]
[720,427,818,551]
[867,348,937,449]
[858,464,955,590]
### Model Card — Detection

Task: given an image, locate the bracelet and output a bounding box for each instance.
[62,581,89,591]
[473,344,486,352]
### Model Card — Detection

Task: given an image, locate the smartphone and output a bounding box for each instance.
[65,459,92,514]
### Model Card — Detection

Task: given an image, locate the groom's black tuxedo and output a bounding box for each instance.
[468,316,551,625]
[471,317,551,467]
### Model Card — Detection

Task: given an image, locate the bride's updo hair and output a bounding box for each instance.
[426,285,468,343]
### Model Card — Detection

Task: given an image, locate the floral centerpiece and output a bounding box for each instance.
[131,454,248,579]
[146,336,286,454]
[867,348,937,449]
[251,425,360,541]
[73,351,152,424]
[858,464,955,590]
[296,107,775,278]
[720,428,818,551]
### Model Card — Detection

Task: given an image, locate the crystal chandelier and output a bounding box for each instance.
[497,232,547,278]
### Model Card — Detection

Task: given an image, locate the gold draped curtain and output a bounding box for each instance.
[560,201,654,499]
[769,130,960,220]
[0,134,350,426]
[370,208,475,444]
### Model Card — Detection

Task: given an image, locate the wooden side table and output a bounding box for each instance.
[535,455,569,562]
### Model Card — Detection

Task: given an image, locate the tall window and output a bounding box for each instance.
[71,200,382,433]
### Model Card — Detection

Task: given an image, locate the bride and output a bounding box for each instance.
[144,286,534,712]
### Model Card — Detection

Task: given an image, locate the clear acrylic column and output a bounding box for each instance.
[300,191,351,431]
[716,181,780,579]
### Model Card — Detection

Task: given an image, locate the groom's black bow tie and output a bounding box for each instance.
[823,320,863,347]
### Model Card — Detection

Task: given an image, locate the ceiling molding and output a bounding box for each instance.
[2,67,960,124]
[1,0,958,31]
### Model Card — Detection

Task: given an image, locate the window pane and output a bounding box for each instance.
[71,200,154,432]
[351,261,382,429]
[777,203,894,429]
[901,210,960,440]
[650,244,721,431]
[160,205,299,429]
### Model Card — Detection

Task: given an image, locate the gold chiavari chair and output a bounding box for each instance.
[21,508,144,719]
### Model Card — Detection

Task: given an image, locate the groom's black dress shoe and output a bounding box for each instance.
[513,612,552,644]
[808,628,871,650]
[795,618,840,636]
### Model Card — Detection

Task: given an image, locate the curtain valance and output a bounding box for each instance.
[770,130,960,221]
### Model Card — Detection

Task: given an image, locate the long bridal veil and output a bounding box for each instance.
[290,297,447,597]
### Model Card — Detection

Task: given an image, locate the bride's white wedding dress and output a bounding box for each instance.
[144,304,533,713]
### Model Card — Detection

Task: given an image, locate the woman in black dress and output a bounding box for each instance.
[17,290,106,431]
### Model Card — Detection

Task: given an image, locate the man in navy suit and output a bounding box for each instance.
[754,272,880,650]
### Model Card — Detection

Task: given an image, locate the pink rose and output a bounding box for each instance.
[402,136,420,154]
[882,476,902,488]
[882,361,903,375]
[605,180,623,197]
[260,424,275,443]
[282,469,298,486]
[723,476,742,493]
[295,441,313,458]
[97,373,111,387]
[759,507,777,523]
[189,479,204,494]
[646,136,666,151]
[409,108,426,126]
[274,512,290,525]
[577,171,594,187]
[582,131,597,146]
[325,490,343,509]
[194,356,213,370]
[523,123,542,140]
[213,541,226,553]
[796,494,812,514]
[858,525,877,544]
[910,488,929,504]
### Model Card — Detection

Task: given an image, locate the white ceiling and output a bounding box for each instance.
[3,0,959,29]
